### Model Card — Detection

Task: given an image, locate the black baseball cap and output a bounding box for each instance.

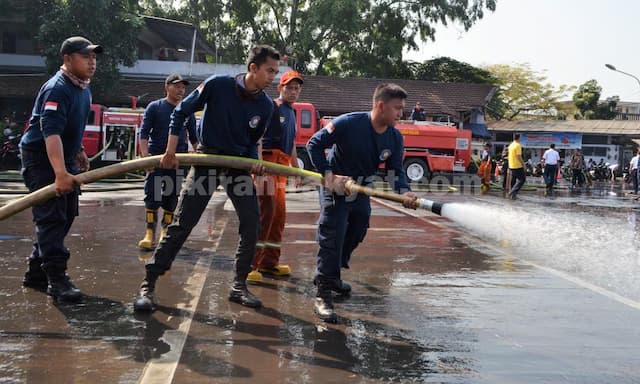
[60,36,103,55]
[165,74,190,86]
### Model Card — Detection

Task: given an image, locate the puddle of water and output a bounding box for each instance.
[441,202,640,301]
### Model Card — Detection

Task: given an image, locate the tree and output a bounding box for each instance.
[139,0,497,77]
[484,63,573,120]
[572,79,618,120]
[413,57,497,84]
[594,96,619,120]
[35,0,143,97]
[573,79,601,119]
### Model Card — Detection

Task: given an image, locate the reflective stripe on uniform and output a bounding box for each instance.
[256,241,281,249]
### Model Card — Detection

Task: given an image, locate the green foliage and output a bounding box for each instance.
[572,79,618,120]
[137,0,497,77]
[35,0,143,97]
[484,63,573,120]
[594,96,619,120]
[412,56,505,119]
[414,57,497,84]
[572,79,601,118]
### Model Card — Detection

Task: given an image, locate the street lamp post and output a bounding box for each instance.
[605,63,640,88]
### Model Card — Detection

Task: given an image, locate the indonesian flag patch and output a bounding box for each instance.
[44,101,58,111]
[326,122,335,134]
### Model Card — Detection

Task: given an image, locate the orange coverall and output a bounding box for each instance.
[253,149,291,269]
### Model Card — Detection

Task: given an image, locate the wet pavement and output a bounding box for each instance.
[0,181,639,383]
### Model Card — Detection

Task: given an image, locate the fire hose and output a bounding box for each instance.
[0,154,446,221]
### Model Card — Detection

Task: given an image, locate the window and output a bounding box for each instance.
[582,147,607,157]
[582,135,608,145]
[495,132,514,142]
[137,41,152,60]
[301,110,312,129]
[2,32,16,53]
[87,110,95,125]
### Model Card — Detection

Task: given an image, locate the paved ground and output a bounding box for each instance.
[0,185,639,383]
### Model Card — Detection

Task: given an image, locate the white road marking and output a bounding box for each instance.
[138,215,228,384]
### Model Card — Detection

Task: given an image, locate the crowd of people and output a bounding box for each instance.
[488,138,640,198]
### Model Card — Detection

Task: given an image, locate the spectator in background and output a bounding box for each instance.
[409,102,426,121]
[542,143,560,196]
[629,149,640,194]
[507,133,526,200]
[500,145,509,192]
[570,149,586,188]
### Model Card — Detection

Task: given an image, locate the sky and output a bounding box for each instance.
[405,0,640,102]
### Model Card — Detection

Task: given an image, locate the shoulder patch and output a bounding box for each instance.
[326,122,335,134]
[44,101,58,111]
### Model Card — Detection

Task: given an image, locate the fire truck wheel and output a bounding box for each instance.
[403,158,430,183]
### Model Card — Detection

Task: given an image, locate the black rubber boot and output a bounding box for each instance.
[133,279,156,312]
[313,276,352,295]
[22,258,48,291]
[46,274,82,302]
[314,277,337,323]
[228,281,262,308]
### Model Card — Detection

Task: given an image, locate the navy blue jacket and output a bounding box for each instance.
[169,74,274,159]
[262,99,296,155]
[139,98,197,155]
[307,112,410,193]
[20,70,91,163]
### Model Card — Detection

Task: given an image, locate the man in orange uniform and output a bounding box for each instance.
[248,71,303,282]
[477,142,492,193]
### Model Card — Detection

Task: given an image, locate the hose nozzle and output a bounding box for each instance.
[417,198,444,216]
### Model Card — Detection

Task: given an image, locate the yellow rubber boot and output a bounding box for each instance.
[159,210,174,242]
[259,265,291,276]
[137,209,157,250]
[246,270,263,283]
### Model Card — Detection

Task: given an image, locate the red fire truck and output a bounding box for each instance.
[83,104,144,162]
[291,103,472,182]
[82,102,472,182]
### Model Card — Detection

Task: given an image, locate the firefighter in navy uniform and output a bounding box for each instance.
[307,83,418,322]
[137,74,198,250]
[20,36,102,301]
[133,45,280,312]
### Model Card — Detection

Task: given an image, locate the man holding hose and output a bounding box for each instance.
[307,83,418,322]
[20,36,102,302]
[133,45,280,312]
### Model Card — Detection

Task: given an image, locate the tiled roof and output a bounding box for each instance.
[264,76,497,117]
[489,119,640,136]
[0,74,496,117]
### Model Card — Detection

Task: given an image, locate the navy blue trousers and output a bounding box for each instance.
[316,188,370,279]
[21,150,79,274]
[146,165,259,280]
[143,167,185,211]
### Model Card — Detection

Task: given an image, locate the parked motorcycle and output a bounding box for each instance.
[0,134,21,169]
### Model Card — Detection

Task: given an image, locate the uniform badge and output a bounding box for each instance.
[280,116,286,124]
[379,149,392,161]
[249,115,261,129]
